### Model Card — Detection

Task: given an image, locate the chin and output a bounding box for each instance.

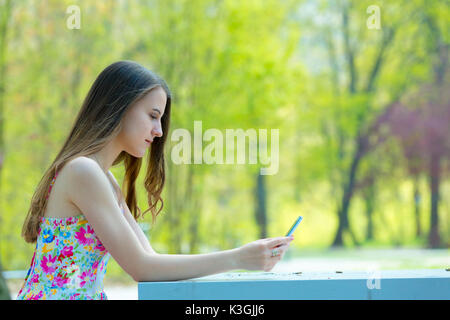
[127,148,146,159]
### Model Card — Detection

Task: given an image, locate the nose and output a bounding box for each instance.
[151,125,163,138]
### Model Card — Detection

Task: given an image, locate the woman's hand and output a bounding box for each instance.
[235,236,294,272]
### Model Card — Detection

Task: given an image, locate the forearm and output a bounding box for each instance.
[135,248,241,282]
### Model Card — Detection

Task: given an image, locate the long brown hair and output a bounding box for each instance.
[22,60,172,243]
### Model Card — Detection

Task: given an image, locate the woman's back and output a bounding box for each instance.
[16,158,123,300]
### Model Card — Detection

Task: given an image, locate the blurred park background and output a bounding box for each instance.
[0,0,449,299]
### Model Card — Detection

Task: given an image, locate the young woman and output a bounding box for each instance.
[16,60,293,300]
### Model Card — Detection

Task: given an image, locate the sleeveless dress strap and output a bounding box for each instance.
[45,170,59,200]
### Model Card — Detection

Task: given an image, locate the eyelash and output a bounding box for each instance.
[150,114,158,120]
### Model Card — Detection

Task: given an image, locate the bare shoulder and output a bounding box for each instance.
[64,156,114,207]
[65,156,99,174]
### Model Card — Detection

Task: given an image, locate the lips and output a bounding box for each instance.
[145,139,153,144]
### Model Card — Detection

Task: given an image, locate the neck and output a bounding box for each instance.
[89,141,122,173]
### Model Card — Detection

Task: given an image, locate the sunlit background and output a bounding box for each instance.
[0,0,448,299]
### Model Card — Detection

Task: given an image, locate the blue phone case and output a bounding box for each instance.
[286,216,303,237]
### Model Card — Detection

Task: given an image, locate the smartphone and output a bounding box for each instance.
[285,216,303,237]
[274,216,303,248]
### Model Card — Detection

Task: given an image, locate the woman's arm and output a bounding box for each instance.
[108,170,157,255]
[135,248,241,282]
[121,202,158,255]
[134,237,292,282]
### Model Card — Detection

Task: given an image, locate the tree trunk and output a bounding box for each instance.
[413,177,422,238]
[167,158,183,253]
[186,166,202,254]
[428,154,441,248]
[333,208,345,246]
[332,142,362,247]
[424,10,446,249]
[364,184,375,241]
[188,195,201,254]
[255,172,267,239]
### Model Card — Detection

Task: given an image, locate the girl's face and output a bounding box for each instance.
[117,86,167,157]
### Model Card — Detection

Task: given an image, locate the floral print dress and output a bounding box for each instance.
[16,170,123,300]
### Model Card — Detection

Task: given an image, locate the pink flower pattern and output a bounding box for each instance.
[79,270,94,287]
[74,225,95,246]
[53,274,70,288]
[58,245,73,262]
[40,254,57,274]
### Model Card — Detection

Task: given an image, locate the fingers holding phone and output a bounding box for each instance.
[269,236,293,260]
[269,216,303,264]
[236,216,303,272]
